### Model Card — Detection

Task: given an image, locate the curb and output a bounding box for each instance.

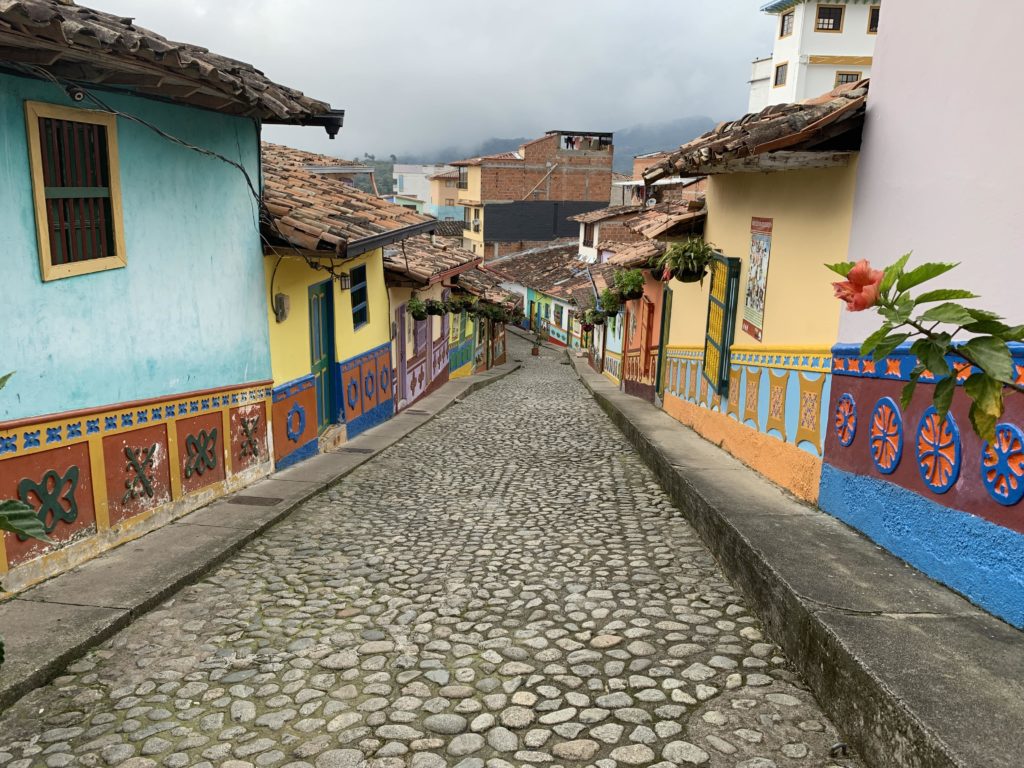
[567,352,1023,768]
[0,362,520,712]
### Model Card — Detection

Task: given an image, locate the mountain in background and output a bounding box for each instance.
[392,116,716,175]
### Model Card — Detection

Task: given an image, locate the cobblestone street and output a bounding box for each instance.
[0,335,861,768]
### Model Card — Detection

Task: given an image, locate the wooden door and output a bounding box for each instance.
[309,281,334,432]
[395,304,408,404]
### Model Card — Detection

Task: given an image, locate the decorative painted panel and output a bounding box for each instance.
[432,336,449,381]
[176,413,225,495]
[795,373,826,454]
[231,402,267,473]
[341,342,396,440]
[2,441,95,568]
[271,375,318,470]
[102,423,171,527]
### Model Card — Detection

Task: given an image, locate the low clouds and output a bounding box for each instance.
[94,0,773,157]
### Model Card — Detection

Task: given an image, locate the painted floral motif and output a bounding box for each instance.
[769,385,785,419]
[981,423,1024,506]
[915,407,960,494]
[870,397,903,474]
[799,391,819,430]
[834,393,857,447]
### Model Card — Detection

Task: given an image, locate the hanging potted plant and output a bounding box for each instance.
[586,308,606,326]
[657,236,718,284]
[425,298,446,316]
[446,295,466,314]
[614,269,646,301]
[407,297,428,321]
[600,287,621,317]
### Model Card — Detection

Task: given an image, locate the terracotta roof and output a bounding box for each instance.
[569,204,643,224]
[548,272,594,303]
[645,81,868,181]
[482,242,582,294]
[262,143,433,256]
[428,169,460,181]
[432,220,466,237]
[0,0,340,126]
[450,151,523,167]
[602,240,666,268]
[627,201,707,240]
[382,235,478,285]
[458,267,521,308]
[588,261,618,294]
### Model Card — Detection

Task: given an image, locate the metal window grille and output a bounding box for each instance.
[702,254,741,397]
[350,264,369,327]
[37,116,115,265]
[774,63,788,86]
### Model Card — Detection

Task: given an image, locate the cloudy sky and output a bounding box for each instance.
[94,0,775,158]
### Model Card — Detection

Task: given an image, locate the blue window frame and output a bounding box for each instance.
[351,264,369,328]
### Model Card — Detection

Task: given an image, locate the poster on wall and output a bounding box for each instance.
[742,217,773,341]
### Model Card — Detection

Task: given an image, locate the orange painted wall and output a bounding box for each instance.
[662,392,822,503]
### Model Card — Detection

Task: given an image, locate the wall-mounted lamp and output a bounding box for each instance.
[338,273,351,290]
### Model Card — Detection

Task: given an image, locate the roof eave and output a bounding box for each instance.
[347,220,438,257]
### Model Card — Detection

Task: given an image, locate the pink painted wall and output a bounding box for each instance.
[839,1,1024,343]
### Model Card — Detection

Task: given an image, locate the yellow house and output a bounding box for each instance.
[644,83,867,502]
[261,143,435,467]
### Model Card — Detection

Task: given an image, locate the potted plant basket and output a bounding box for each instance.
[614,269,646,301]
[586,308,606,326]
[425,299,446,316]
[658,236,718,284]
[600,287,621,317]
[407,297,428,321]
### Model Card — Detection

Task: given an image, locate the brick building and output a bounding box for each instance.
[452,130,613,260]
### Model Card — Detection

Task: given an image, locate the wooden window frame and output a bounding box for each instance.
[835,70,863,87]
[779,10,795,38]
[457,166,469,190]
[25,101,127,282]
[350,263,369,329]
[773,61,789,88]
[582,222,595,247]
[867,4,880,34]
[814,4,845,33]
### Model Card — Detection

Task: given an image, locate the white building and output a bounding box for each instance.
[392,164,453,204]
[749,0,879,113]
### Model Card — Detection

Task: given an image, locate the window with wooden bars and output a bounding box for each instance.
[702,254,741,398]
[25,102,126,281]
[582,223,595,247]
[350,264,369,329]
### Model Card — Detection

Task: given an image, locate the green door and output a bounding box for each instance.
[309,281,335,432]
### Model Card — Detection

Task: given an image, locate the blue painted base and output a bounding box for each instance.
[275,438,319,470]
[346,399,394,440]
[819,463,1024,628]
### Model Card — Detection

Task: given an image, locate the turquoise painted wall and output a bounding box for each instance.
[0,75,270,420]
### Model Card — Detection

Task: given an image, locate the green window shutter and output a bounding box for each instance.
[702,254,741,398]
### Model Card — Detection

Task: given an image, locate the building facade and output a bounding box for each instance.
[749,0,879,112]
[0,1,340,591]
[452,131,614,259]
[818,0,1024,628]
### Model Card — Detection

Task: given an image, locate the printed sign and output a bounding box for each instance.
[742,217,773,341]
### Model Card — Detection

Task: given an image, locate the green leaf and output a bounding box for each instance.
[872,333,911,361]
[918,303,977,326]
[893,293,915,324]
[914,289,978,305]
[897,262,958,292]
[911,338,951,378]
[961,336,1014,383]
[0,372,11,392]
[825,262,855,277]
[901,373,921,411]
[880,252,912,295]
[0,500,50,543]
[860,324,893,357]
[933,376,956,421]
[964,307,1003,322]
[963,319,1016,337]
[965,373,1004,442]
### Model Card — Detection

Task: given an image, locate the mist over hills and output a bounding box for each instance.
[395,116,716,174]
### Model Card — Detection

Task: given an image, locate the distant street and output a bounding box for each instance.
[0,335,860,768]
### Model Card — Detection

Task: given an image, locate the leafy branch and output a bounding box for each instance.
[827,257,1023,441]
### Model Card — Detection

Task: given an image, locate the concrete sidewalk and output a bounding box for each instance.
[0,360,520,711]
[568,353,1024,768]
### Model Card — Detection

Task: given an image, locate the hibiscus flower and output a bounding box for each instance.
[833,259,884,311]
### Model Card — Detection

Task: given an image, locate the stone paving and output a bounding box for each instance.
[0,335,862,768]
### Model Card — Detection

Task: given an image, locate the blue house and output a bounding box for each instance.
[0,0,341,591]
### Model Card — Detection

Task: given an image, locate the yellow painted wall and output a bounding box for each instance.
[431,177,459,208]
[463,206,483,244]
[263,249,390,387]
[458,166,482,204]
[667,160,858,350]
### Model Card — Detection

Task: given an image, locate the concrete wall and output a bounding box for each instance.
[0,75,269,421]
